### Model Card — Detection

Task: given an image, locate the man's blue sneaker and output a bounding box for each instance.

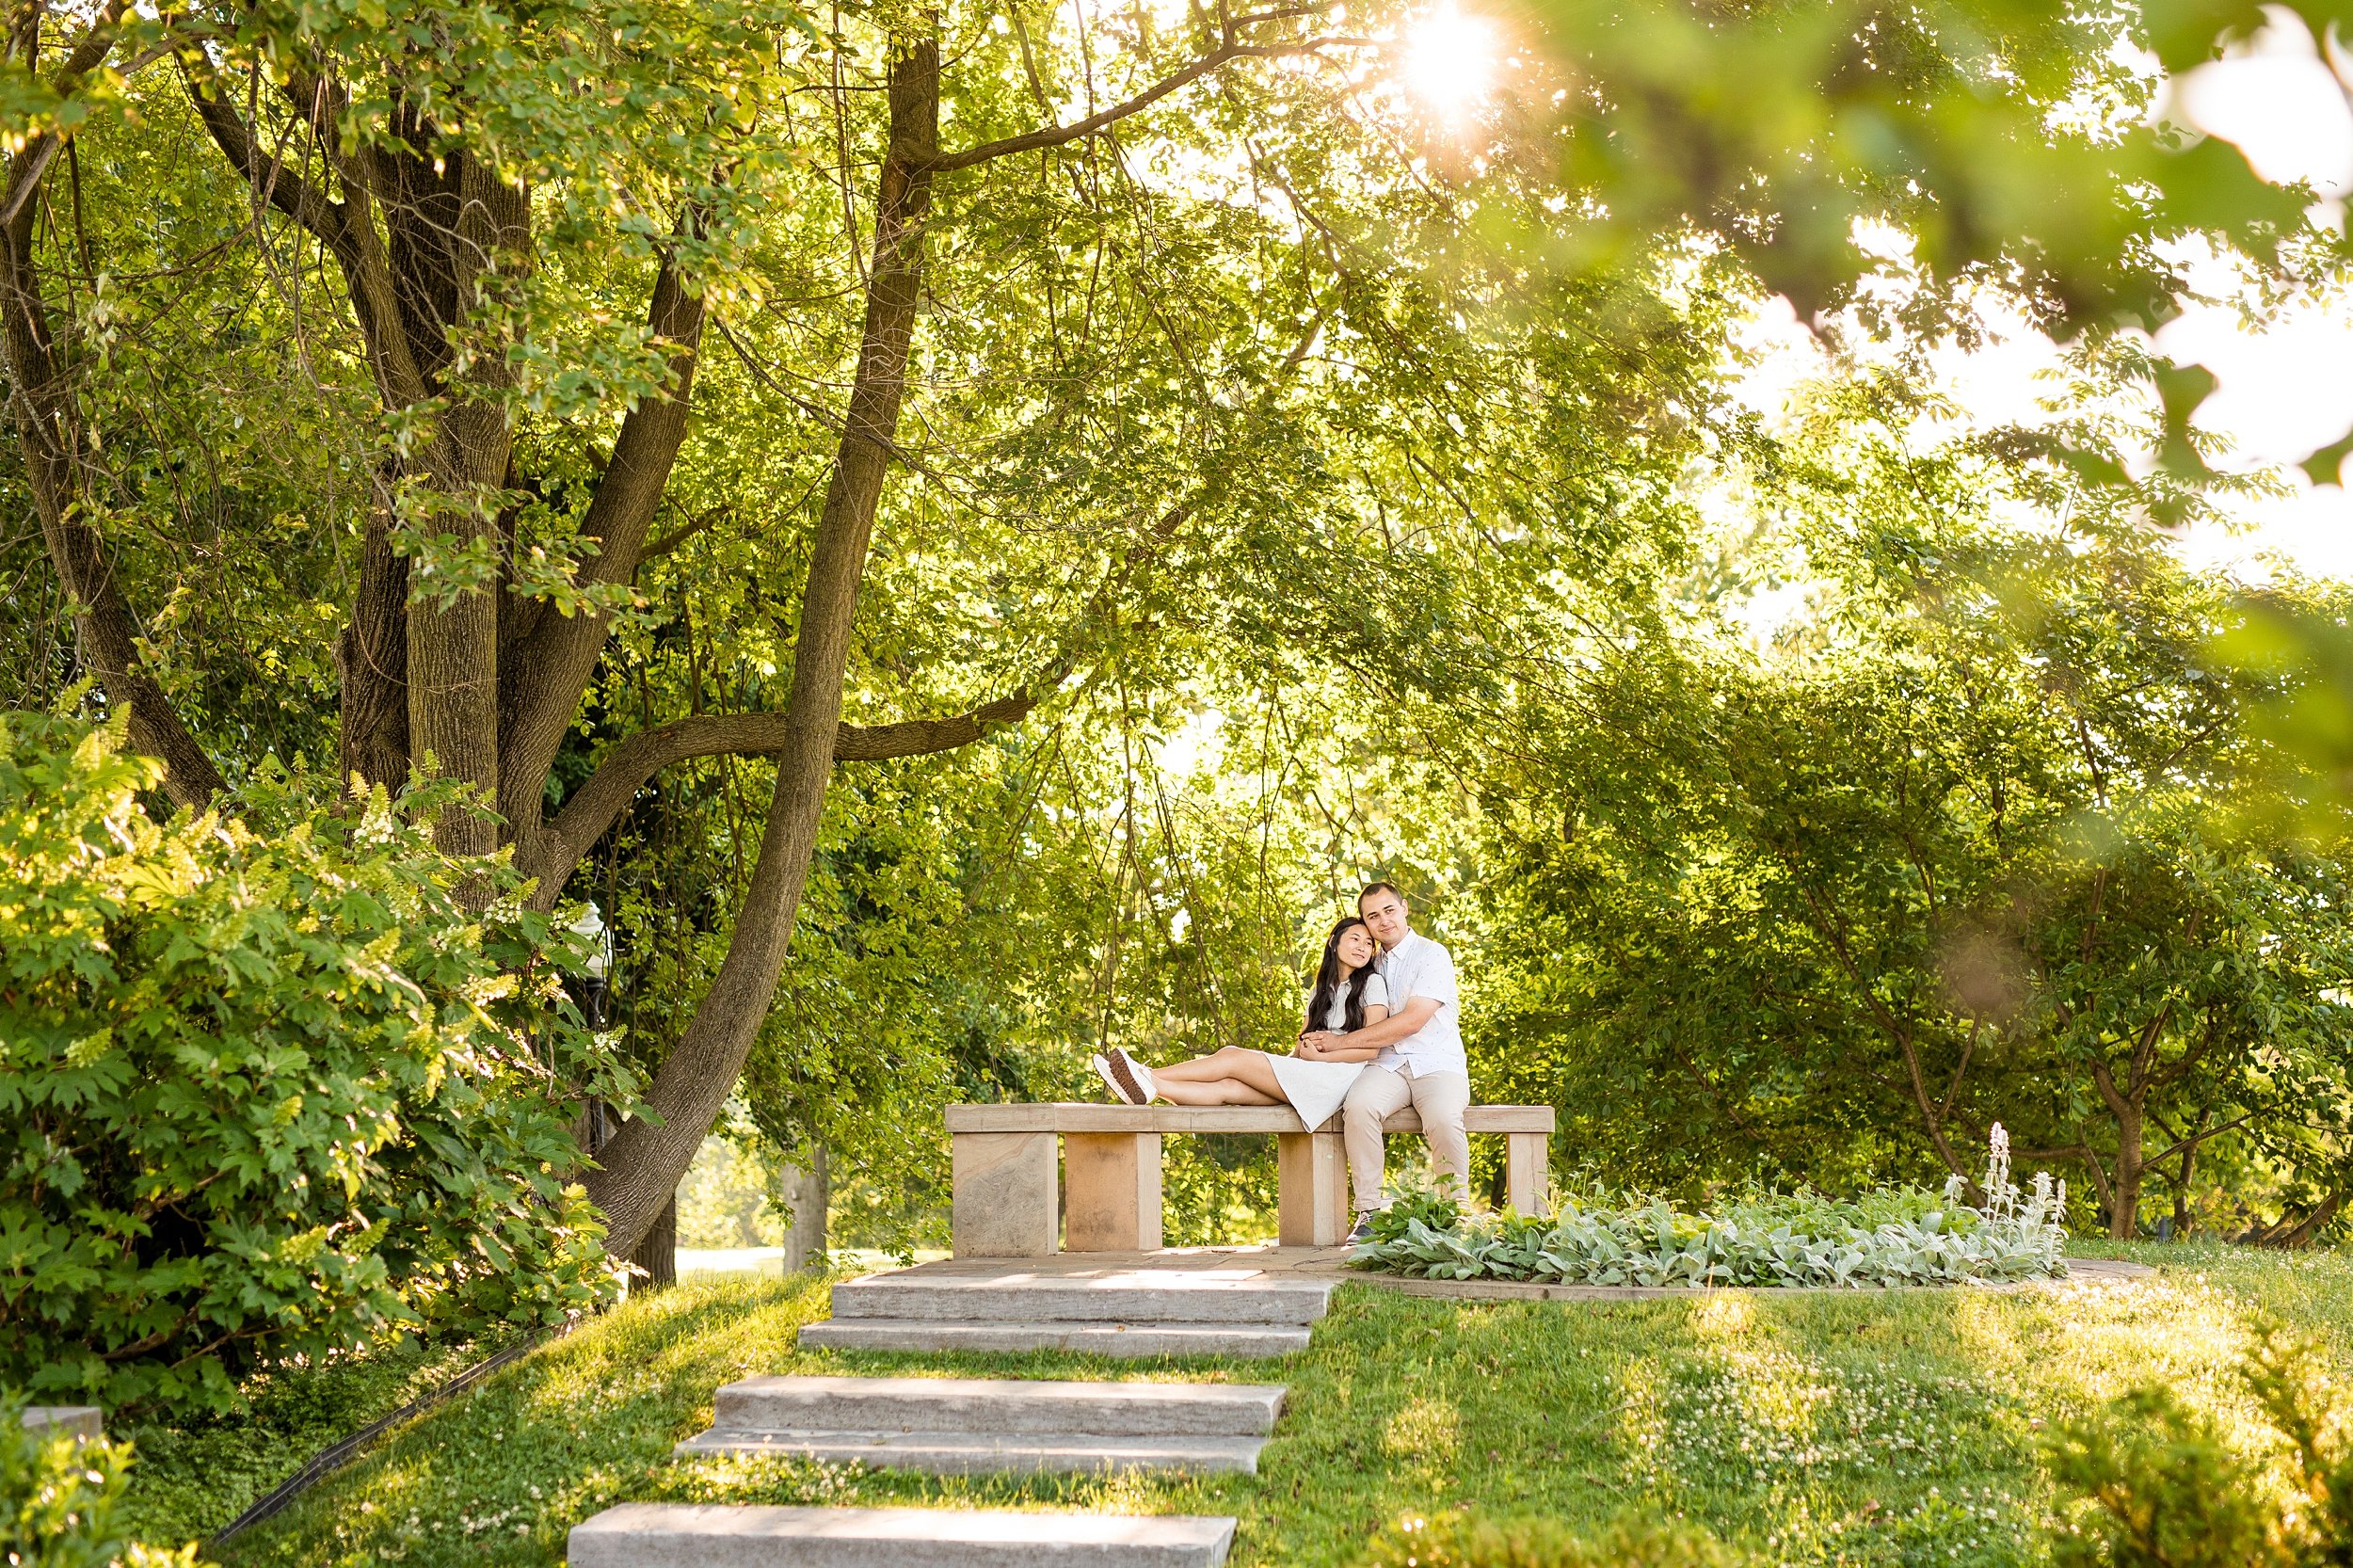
[1345,1213,1378,1245]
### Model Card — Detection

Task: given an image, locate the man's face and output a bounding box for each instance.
[1359,888,1409,948]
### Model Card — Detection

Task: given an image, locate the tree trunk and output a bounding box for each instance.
[581,35,940,1257]
[2106,1103,2143,1240]
[628,1197,677,1290]
[2,128,227,810]
[403,156,529,856]
[336,486,411,791]
[779,1146,827,1272]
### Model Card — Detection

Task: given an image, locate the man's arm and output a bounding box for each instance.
[1301,996,1437,1056]
[1299,1035,1386,1063]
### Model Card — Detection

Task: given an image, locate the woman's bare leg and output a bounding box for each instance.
[1216,1050,1288,1099]
[1152,1077,1283,1106]
[1151,1045,1265,1085]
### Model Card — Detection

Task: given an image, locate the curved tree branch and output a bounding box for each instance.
[497,235,709,846]
[519,685,1047,909]
[182,60,430,409]
[934,31,1368,171]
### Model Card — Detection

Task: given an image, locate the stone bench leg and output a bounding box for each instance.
[1064,1132,1162,1252]
[1277,1131,1349,1247]
[952,1131,1059,1257]
[1506,1132,1550,1218]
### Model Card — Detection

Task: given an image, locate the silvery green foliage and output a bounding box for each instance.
[1355,1126,2068,1288]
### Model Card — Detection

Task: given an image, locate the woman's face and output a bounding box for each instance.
[1335,923,1375,970]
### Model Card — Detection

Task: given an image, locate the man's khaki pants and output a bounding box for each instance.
[1343,1066,1471,1212]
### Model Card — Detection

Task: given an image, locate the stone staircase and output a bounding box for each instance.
[677,1373,1284,1475]
[795,1262,1336,1359]
[571,1253,1338,1562]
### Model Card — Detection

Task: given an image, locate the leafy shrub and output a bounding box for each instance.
[1358,1512,1742,1567]
[2043,1324,2353,1566]
[0,713,629,1416]
[1,1401,200,1566]
[1355,1128,2067,1288]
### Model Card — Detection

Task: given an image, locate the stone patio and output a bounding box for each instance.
[852,1243,2156,1303]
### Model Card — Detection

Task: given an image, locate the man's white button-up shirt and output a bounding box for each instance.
[1372,929,1466,1079]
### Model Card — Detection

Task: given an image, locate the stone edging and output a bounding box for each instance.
[1330,1256,2157,1304]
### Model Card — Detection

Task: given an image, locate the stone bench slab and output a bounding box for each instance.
[946,1104,1554,1134]
[948,1101,1554,1259]
[19,1408,103,1441]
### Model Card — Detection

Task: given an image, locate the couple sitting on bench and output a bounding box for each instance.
[1093,881,1467,1244]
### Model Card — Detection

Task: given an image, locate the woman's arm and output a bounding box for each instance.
[1296,1004,1390,1062]
[1304,995,1436,1055]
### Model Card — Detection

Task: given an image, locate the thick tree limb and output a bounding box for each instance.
[2249,1190,2346,1247]
[581,39,944,1256]
[519,686,1044,909]
[183,64,430,409]
[498,240,708,847]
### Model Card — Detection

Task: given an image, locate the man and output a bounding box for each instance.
[1296,881,1470,1242]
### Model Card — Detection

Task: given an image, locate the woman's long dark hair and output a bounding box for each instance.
[1305,916,1375,1035]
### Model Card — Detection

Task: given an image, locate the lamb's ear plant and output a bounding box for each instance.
[1353,1128,2069,1288]
[2042,1323,2353,1567]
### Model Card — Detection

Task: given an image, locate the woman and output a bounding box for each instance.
[1092,916,1388,1129]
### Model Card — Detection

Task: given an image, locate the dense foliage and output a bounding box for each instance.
[1463,406,2353,1239]
[0,714,621,1416]
[1,1404,196,1567]
[2044,1325,2353,1565]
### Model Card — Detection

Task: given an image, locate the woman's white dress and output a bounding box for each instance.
[1265,974,1387,1129]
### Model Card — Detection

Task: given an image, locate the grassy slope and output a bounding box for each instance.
[166,1242,2352,1568]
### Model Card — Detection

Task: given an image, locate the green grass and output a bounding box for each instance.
[115,1330,533,1549]
[130,1242,2353,1567]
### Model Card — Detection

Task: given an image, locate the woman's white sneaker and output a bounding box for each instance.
[1091,1052,1142,1106]
[1107,1047,1156,1105]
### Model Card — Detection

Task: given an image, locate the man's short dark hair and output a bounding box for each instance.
[1358,880,1404,908]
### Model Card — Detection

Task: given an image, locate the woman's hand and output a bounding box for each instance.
[1296,1030,1340,1060]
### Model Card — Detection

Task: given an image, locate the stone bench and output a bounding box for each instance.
[944,1102,1555,1257]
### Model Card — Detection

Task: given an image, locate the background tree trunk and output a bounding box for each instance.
[2107,1107,2144,1239]
[779,1147,827,1272]
[627,1198,677,1290]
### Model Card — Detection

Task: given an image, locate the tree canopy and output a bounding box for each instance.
[2,0,2348,1326]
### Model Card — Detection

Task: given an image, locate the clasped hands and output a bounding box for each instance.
[1293,1030,1344,1061]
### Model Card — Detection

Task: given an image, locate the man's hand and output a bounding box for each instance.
[1295,1031,1342,1059]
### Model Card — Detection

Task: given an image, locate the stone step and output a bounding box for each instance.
[708,1375,1286,1435]
[569,1504,1236,1567]
[674,1428,1268,1476]
[830,1272,1333,1326]
[799,1319,1312,1359]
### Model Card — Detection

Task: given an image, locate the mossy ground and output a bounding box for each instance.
[120,1241,2353,1567]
